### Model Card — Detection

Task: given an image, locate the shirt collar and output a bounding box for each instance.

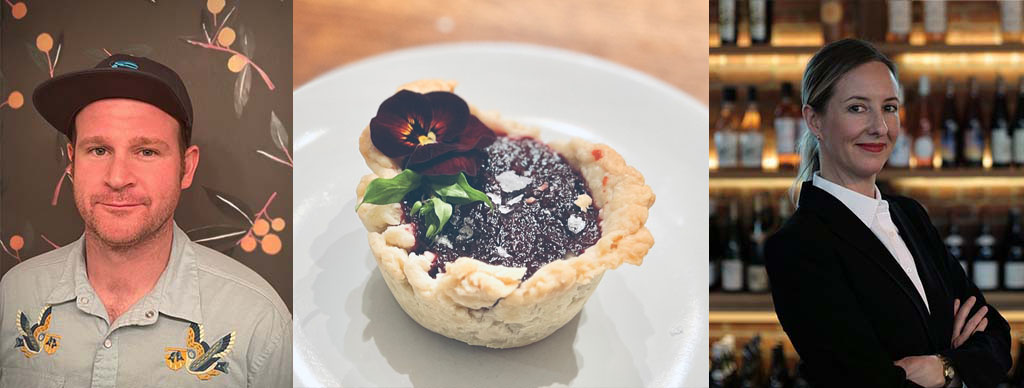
[44,223,204,324]
[811,171,883,229]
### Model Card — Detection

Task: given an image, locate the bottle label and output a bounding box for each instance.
[720,0,736,42]
[750,0,768,40]
[715,131,739,167]
[890,134,911,167]
[993,127,1012,164]
[739,132,764,168]
[913,136,934,164]
[722,258,743,291]
[775,117,797,154]
[1014,126,1024,164]
[925,1,947,34]
[1005,262,1024,289]
[889,0,912,34]
[974,261,999,290]
[966,119,984,162]
[747,265,770,292]
[1002,0,1023,34]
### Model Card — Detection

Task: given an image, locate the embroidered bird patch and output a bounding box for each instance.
[164,322,235,380]
[13,305,60,358]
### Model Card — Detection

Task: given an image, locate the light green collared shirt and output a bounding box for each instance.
[0,224,291,387]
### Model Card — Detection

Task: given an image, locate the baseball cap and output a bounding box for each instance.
[32,54,193,144]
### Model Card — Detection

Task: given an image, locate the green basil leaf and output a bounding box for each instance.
[432,181,470,200]
[409,200,423,217]
[426,197,452,239]
[457,173,494,209]
[356,169,421,210]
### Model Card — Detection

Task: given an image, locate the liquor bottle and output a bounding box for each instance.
[924,0,947,45]
[767,342,791,388]
[964,77,985,167]
[941,79,962,167]
[993,76,1013,168]
[738,335,764,388]
[1014,76,1024,166]
[747,195,770,293]
[711,199,722,291]
[776,82,801,169]
[722,200,745,292]
[739,86,765,169]
[1004,209,1024,291]
[946,213,968,276]
[777,195,792,233]
[1001,0,1023,45]
[750,0,772,46]
[821,0,844,43]
[711,335,739,388]
[974,218,999,291]
[913,76,935,169]
[719,0,738,46]
[886,0,911,44]
[889,83,911,168]
[716,87,741,168]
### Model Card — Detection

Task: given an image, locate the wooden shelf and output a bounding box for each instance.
[711,43,1024,56]
[711,291,1024,318]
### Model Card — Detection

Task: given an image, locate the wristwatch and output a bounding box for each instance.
[937,354,955,386]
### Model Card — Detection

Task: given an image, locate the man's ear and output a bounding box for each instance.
[66,143,74,175]
[180,145,200,190]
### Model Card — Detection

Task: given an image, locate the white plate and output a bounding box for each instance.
[293,42,709,388]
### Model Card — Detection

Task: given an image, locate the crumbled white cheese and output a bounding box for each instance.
[495,246,511,258]
[436,235,453,248]
[499,205,513,214]
[487,192,502,206]
[496,171,533,192]
[567,215,586,234]
[574,194,593,211]
[456,224,474,241]
[506,194,524,206]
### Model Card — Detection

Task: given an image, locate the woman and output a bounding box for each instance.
[765,39,1011,388]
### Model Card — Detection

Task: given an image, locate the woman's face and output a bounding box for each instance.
[809,61,901,180]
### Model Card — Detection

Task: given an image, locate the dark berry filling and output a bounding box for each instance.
[402,136,601,280]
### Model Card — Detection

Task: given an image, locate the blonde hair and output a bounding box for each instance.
[789,39,897,205]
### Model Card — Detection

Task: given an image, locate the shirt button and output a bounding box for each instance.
[145,311,155,319]
[79,297,89,305]
[103,339,112,348]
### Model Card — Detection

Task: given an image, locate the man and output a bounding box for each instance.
[0,55,291,387]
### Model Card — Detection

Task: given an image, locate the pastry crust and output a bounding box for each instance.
[356,80,655,348]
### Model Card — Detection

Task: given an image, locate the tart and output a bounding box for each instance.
[355,79,655,348]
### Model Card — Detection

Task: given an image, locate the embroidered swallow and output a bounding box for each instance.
[165,322,235,380]
[13,305,60,358]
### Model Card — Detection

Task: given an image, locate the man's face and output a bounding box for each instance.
[71,98,199,248]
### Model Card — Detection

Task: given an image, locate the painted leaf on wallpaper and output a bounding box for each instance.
[85,44,154,62]
[270,111,289,152]
[233,25,252,118]
[52,32,65,71]
[54,133,68,164]
[187,224,246,252]
[202,186,255,225]
[25,42,49,73]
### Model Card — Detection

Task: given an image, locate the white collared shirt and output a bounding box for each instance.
[812,172,930,313]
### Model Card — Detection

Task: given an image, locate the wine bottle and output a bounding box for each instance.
[993,75,1013,168]
[747,195,770,293]
[738,335,764,388]
[720,0,738,46]
[750,0,772,46]
[767,342,791,388]
[913,76,935,169]
[889,83,911,168]
[1002,0,1023,45]
[1014,76,1024,166]
[886,0,911,44]
[964,77,985,167]
[740,86,765,169]
[722,200,745,292]
[711,199,723,291]
[1004,208,1024,291]
[924,0,947,45]
[946,213,968,277]
[711,335,739,388]
[775,82,801,169]
[941,79,962,168]
[716,87,741,168]
[974,217,1000,291]
[821,0,844,43]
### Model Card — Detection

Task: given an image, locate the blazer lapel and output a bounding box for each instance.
[886,198,951,350]
[798,181,933,331]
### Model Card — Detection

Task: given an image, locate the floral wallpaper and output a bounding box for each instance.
[0,0,293,310]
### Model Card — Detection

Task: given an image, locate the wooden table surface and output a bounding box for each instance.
[293,0,708,105]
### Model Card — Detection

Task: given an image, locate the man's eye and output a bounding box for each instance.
[141,149,157,157]
[90,148,108,156]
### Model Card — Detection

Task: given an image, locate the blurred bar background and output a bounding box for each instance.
[709,1,1024,386]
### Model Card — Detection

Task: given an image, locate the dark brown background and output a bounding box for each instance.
[1,0,293,310]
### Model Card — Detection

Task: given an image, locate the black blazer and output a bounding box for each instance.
[765,181,1011,388]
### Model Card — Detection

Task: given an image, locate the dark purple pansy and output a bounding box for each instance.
[370,90,497,176]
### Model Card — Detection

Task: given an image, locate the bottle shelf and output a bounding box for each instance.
[710,167,1024,189]
[711,291,1024,318]
[711,43,1024,56]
